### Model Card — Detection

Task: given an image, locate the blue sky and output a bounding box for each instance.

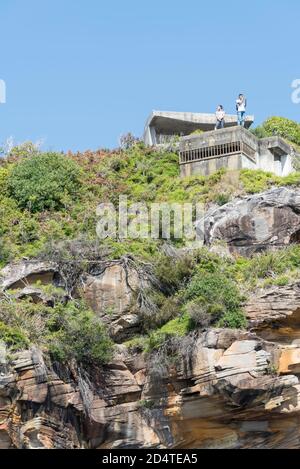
[0,0,299,152]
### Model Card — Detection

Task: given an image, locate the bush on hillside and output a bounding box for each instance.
[184,271,246,329]
[46,302,114,364]
[0,321,29,351]
[253,117,300,147]
[7,152,82,212]
[0,237,10,265]
[231,245,300,285]
[154,253,196,294]
[0,168,9,198]
[185,298,223,329]
[0,298,113,365]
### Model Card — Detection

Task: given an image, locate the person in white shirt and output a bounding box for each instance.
[215,105,225,130]
[236,94,247,127]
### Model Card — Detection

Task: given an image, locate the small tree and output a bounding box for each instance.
[119,132,140,150]
[0,138,43,159]
[8,152,82,212]
[257,117,300,147]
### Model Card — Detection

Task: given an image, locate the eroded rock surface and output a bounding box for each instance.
[2,186,300,449]
[1,328,300,449]
[0,259,147,342]
[204,187,300,255]
[82,262,141,341]
[0,261,58,290]
[244,281,300,346]
[81,259,153,343]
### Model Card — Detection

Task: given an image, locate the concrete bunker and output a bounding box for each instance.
[179,127,294,178]
[143,111,297,178]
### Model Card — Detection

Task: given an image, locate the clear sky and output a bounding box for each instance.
[0,0,299,152]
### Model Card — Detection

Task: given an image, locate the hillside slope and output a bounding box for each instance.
[1,117,300,448]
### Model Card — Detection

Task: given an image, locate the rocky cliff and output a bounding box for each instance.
[2,325,300,449]
[1,186,300,449]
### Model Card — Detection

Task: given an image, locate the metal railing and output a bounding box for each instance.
[179,140,256,164]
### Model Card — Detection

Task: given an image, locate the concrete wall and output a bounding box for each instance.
[180,126,258,152]
[257,137,294,177]
[257,152,294,177]
[180,153,257,178]
[179,127,295,178]
[281,155,294,176]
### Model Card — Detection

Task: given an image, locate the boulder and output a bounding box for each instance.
[82,262,143,341]
[203,187,300,255]
[0,261,58,290]
[244,282,300,347]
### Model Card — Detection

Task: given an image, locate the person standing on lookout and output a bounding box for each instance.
[215,105,225,130]
[236,94,247,127]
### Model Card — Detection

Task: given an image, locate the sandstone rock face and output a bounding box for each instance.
[3,185,300,449]
[204,187,300,255]
[0,344,160,449]
[1,328,300,449]
[82,262,143,341]
[245,281,300,346]
[0,261,58,290]
[83,264,138,316]
[0,259,145,342]
[245,282,300,327]
[279,348,300,374]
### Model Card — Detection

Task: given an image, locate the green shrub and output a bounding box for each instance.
[194,248,224,273]
[146,330,167,352]
[144,315,190,352]
[273,275,290,287]
[230,245,300,289]
[141,291,183,331]
[7,141,40,159]
[185,298,223,328]
[251,127,269,139]
[184,271,245,329]
[155,253,196,293]
[185,271,241,307]
[0,237,10,266]
[0,167,9,198]
[159,314,190,336]
[217,309,247,328]
[0,321,29,351]
[124,336,146,352]
[280,172,300,186]
[7,152,82,212]
[261,116,300,146]
[240,169,276,194]
[0,298,113,365]
[46,301,113,364]
[109,156,125,172]
[240,168,300,194]
[235,246,300,282]
[214,192,231,206]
